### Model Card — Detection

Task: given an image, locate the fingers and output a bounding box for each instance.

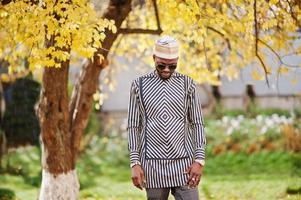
[186,165,196,185]
[191,175,201,188]
[186,162,204,188]
[187,166,202,188]
[132,176,143,190]
[187,173,196,188]
[131,170,146,190]
[187,173,201,188]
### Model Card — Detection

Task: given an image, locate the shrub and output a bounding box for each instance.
[0,188,16,200]
[286,185,301,195]
[1,78,40,148]
[282,124,301,152]
[291,153,301,177]
[249,108,291,118]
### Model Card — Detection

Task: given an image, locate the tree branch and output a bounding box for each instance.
[119,0,162,35]
[202,38,211,71]
[109,34,124,58]
[152,0,162,32]
[69,0,133,167]
[1,0,12,5]
[206,26,232,50]
[258,38,299,68]
[284,0,301,28]
[119,28,162,34]
[254,0,270,86]
[281,50,301,58]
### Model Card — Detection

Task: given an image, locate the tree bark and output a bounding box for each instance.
[37,60,76,199]
[37,62,72,174]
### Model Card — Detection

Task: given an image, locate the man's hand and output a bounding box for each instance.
[131,165,145,190]
[186,162,204,188]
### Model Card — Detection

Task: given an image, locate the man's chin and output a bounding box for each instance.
[160,73,171,80]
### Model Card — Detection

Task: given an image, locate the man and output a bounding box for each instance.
[127,35,206,200]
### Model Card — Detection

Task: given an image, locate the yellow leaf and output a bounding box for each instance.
[93,92,100,101]
[0,11,8,17]
[251,69,264,81]
[226,66,238,81]
[111,25,117,34]
[291,78,297,85]
[266,66,272,75]
[1,74,10,82]
[278,66,289,74]
[97,54,104,60]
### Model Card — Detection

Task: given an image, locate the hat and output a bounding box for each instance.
[153,36,179,59]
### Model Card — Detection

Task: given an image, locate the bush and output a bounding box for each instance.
[0,188,16,200]
[1,77,41,148]
[211,106,296,119]
[213,108,246,119]
[291,153,301,177]
[286,185,301,195]
[282,124,301,152]
[249,108,291,118]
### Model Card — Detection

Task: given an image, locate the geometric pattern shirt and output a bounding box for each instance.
[127,70,206,188]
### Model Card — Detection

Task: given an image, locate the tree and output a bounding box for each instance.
[0,0,124,199]
[0,0,301,199]
[111,0,301,85]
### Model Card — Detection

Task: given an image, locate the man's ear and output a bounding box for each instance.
[153,55,156,61]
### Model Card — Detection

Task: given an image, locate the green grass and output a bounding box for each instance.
[1,146,301,200]
[80,173,301,200]
[1,173,300,200]
[0,175,37,200]
[202,175,301,200]
[204,151,294,175]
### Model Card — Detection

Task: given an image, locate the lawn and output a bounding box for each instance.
[2,146,300,200]
[1,113,301,200]
[1,169,300,200]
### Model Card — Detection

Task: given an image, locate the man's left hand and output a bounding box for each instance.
[186,162,204,188]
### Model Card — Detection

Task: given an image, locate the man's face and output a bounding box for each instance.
[153,55,178,80]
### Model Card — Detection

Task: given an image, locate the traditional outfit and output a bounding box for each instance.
[127,70,206,188]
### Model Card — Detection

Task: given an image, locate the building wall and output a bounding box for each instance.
[99,95,301,136]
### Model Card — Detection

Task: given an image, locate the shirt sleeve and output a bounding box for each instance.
[127,81,142,164]
[187,80,206,160]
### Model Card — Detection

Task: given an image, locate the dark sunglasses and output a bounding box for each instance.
[156,63,177,70]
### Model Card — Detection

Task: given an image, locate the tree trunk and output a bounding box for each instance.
[37,62,76,199]
[39,169,79,200]
[69,59,106,166]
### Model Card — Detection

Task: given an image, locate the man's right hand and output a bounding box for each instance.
[131,164,145,190]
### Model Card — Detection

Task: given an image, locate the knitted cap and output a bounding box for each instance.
[153,36,179,59]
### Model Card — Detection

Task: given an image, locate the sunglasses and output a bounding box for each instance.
[156,63,177,70]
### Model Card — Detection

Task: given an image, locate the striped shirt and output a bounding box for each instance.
[127,70,206,188]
